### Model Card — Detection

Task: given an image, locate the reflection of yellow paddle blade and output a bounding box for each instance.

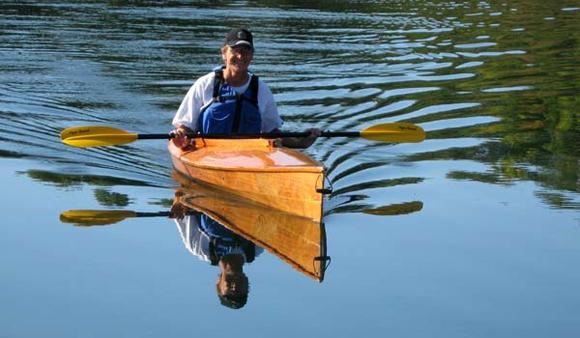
[60,126,138,148]
[60,209,137,226]
[360,123,425,143]
[363,201,423,216]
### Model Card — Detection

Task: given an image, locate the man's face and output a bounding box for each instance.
[219,272,249,296]
[222,46,253,73]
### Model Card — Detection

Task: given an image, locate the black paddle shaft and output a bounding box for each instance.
[137,131,360,140]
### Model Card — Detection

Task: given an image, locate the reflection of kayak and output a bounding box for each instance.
[59,171,331,282]
[168,138,326,222]
[174,173,329,282]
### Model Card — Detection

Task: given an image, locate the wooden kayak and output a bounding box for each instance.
[174,173,329,282]
[168,138,327,222]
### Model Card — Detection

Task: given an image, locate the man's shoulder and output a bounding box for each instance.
[189,71,218,97]
[194,71,217,86]
[255,76,273,96]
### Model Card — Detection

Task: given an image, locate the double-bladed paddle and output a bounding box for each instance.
[60,122,425,148]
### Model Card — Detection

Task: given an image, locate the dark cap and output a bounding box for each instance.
[224,28,254,51]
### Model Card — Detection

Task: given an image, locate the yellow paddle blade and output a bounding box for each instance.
[361,122,426,143]
[60,126,128,140]
[60,209,137,226]
[60,126,138,148]
[63,134,139,148]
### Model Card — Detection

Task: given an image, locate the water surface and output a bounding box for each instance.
[1,1,579,337]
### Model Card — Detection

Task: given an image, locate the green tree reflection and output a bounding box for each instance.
[94,189,131,207]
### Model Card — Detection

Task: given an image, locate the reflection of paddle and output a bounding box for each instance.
[60,209,172,226]
[60,122,426,148]
[363,201,423,216]
[61,200,423,227]
[327,200,424,216]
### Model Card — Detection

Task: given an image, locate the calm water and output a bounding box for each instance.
[1,1,579,337]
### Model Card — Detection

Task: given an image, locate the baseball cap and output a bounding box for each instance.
[224,28,254,51]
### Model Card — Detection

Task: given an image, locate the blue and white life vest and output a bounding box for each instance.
[197,214,256,265]
[197,67,261,134]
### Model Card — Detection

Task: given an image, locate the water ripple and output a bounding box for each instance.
[1,0,577,211]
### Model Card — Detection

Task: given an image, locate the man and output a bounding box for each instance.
[172,28,319,149]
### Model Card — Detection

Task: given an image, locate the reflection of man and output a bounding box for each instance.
[170,193,262,309]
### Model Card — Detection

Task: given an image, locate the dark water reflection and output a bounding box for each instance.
[1,0,579,336]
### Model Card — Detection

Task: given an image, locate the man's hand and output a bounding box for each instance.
[172,125,195,150]
[169,190,188,219]
[280,128,321,149]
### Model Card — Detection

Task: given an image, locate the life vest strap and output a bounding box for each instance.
[213,69,224,101]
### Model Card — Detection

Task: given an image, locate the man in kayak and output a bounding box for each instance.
[172,27,319,149]
[171,191,261,309]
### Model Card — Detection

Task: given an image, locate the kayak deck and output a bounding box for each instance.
[176,138,323,172]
